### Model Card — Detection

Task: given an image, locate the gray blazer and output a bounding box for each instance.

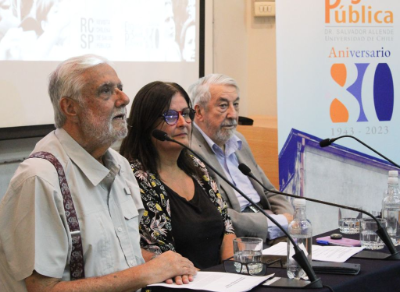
[190,126,293,241]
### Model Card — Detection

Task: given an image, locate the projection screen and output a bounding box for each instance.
[0,0,203,139]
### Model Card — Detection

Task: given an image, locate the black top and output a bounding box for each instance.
[164,178,225,269]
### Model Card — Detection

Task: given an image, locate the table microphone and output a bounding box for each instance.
[320,135,400,169]
[238,163,400,260]
[152,129,323,288]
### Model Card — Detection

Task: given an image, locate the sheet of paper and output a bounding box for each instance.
[147,271,274,292]
[262,241,287,256]
[262,242,364,262]
[312,245,364,262]
[263,276,281,286]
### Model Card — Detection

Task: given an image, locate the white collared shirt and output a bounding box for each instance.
[0,128,144,291]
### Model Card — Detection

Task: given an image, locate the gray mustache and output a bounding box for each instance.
[113,110,127,119]
[221,120,238,127]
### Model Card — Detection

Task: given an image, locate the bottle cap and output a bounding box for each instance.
[388,177,398,184]
[293,198,306,207]
[389,170,398,177]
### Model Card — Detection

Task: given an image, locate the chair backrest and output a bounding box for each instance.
[236,124,279,188]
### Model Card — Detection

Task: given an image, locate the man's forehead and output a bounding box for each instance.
[209,84,238,100]
[82,63,120,86]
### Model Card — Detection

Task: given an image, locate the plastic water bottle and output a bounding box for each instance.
[287,198,312,280]
[383,170,398,200]
[382,176,400,246]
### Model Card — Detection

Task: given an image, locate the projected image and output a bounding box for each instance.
[0,0,74,60]
[0,0,196,61]
[179,0,196,62]
[181,19,195,62]
[0,0,19,40]
[0,0,200,131]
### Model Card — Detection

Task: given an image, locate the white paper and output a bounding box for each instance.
[262,242,287,256]
[262,242,364,263]
[147,271,275,292]
[311,245,364,262]
[263,276,281,286]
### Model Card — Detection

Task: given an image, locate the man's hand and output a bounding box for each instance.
[165,275,193,285]
[151,251,196,285]
[25,251,197,292]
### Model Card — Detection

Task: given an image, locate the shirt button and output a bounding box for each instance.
[129,260,135,266]
[117,227,123,232]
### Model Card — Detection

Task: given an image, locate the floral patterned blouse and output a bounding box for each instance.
[131,155,235,254]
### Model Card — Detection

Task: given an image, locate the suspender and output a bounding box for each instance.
[29,151,85,280]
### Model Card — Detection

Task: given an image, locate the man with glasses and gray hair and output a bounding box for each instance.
[0,54,196,292]
[189,74,293,244]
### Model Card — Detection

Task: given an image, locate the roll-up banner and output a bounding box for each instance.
[276,0,399,233]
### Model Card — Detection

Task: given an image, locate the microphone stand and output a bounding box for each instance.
[152,130,323,288]
[238,163,400,260]
[320,135,400,169]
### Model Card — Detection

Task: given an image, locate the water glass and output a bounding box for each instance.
[233,237,263,275]
[360,218,387,250]
[338,207,361,234]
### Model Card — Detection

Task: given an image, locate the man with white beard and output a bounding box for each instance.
[189,74,293,245]
[0,54,196,292]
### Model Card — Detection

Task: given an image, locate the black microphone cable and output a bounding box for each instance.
[319,135,400,169]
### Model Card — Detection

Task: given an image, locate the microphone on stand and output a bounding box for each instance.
[152,130,170,142]
[319,135,400,169]
[152,129,323,288]
[238,163,400,260]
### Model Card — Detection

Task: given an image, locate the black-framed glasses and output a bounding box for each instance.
[160,107,195,125]
[223,257,283,276]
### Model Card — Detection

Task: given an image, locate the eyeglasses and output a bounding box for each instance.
[160,107,195,125]
[223,257,283,276]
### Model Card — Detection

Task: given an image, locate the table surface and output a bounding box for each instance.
[146,230,400,292]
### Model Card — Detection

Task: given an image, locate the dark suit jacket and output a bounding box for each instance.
[191,126,293,241]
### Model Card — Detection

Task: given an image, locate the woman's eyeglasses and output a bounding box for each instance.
[223,257,283,276]
[161,107,195,125]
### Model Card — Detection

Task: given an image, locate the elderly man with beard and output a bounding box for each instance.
[189,74,293,244]
[0,54,196,292]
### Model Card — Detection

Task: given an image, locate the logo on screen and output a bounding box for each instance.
[325,0,393,24]
[330,63,394,123]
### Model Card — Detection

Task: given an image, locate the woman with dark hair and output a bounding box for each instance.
[120,81,235,269]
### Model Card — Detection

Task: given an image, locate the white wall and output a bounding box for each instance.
[207,0,277,117]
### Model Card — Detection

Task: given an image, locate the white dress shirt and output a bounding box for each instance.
[194,124,288,239]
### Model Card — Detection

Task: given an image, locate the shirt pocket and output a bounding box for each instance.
[120,195,141,248]
[121,187,139,219]
[121,199,139,220]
